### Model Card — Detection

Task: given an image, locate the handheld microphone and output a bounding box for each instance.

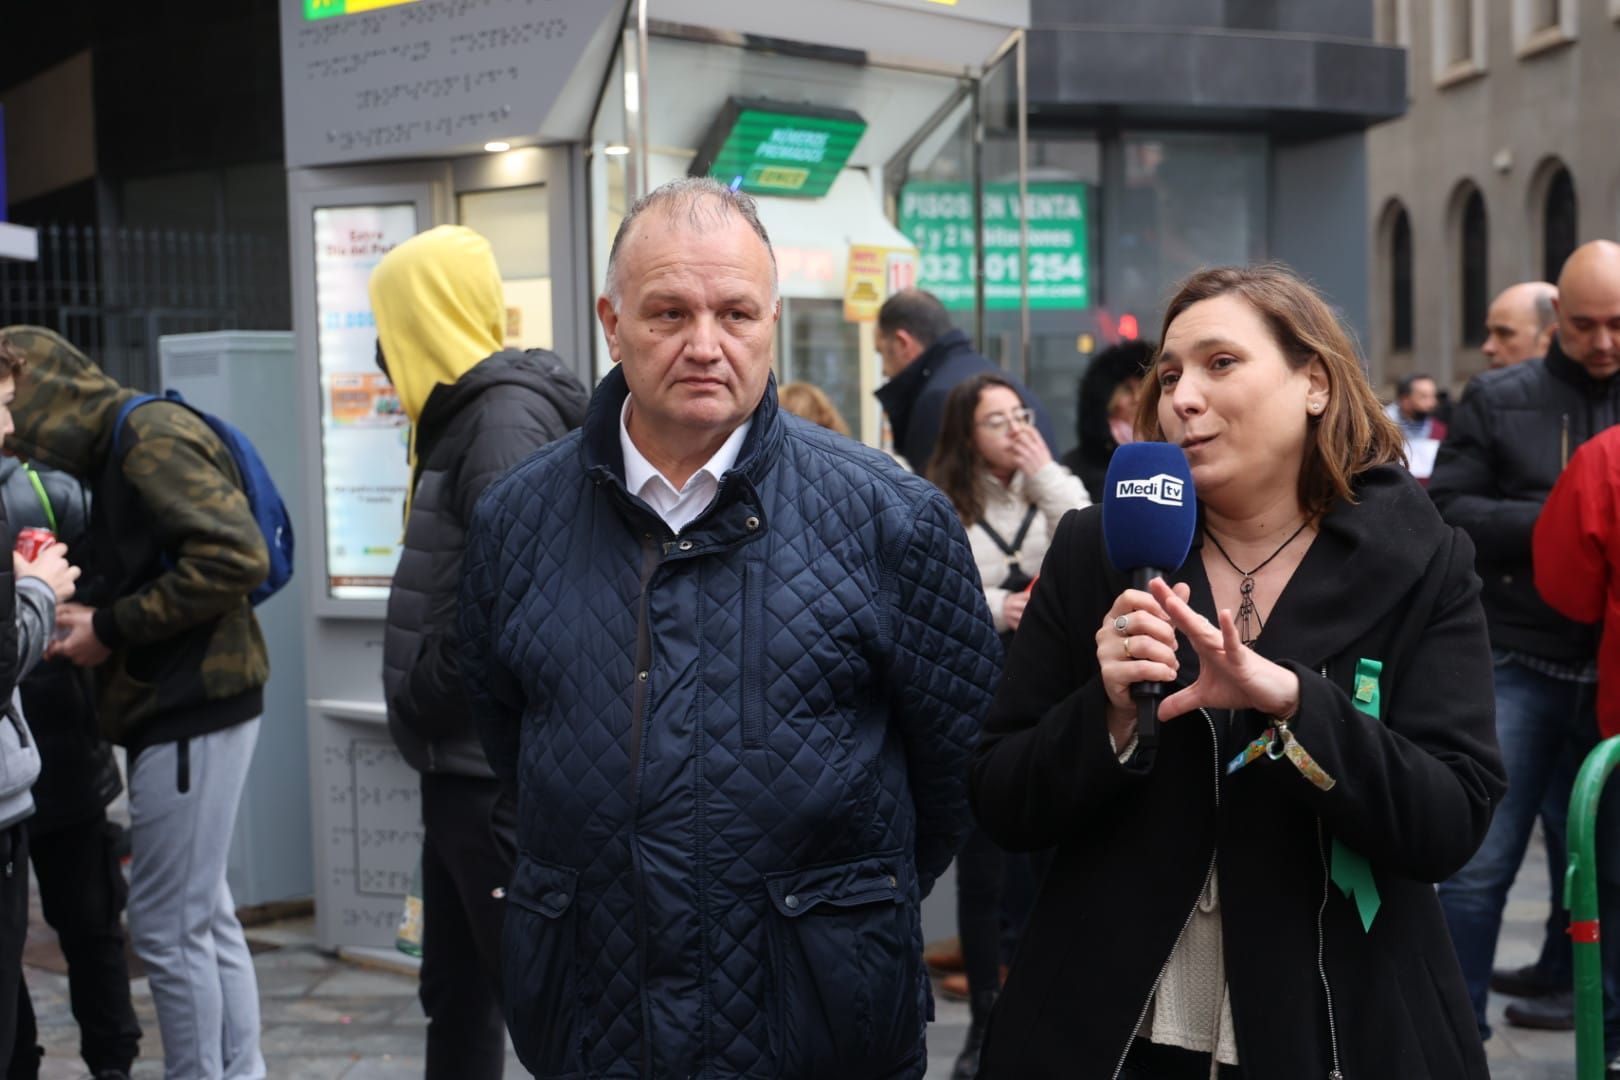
[1101,442,1198,753]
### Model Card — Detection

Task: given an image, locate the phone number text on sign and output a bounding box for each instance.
[899,182,1090,311]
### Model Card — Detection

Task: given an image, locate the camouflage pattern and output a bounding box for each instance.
[0,325,269,743]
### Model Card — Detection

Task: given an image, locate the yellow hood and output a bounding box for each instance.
[368,225,505,424]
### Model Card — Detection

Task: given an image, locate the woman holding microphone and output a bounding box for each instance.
[927,373,1089,1079]
[971,265,1503,1078]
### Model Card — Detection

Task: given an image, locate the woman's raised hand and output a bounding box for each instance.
[1096,583,1187,747]
[1008,423,1054,477]
[1147,578,1300,722]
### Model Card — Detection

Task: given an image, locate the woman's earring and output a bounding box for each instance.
[1310,402,1323,413]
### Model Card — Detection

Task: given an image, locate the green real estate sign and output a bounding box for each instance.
[693,100,866,200]
[899,182,1090,310]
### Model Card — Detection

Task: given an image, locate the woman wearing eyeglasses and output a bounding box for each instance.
[927,372,1089,1079]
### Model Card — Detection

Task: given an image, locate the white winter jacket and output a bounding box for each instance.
[968,462,1090,633]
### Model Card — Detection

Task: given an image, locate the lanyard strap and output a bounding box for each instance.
[978,503,1039,558]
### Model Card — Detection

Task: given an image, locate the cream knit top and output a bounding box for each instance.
[967,462,1090,630]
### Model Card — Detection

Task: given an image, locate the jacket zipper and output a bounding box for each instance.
[1314,664,1345,1080]
[1111,707,1221,1080]
[628,535,660,1079]
[1315,817,1345,1080]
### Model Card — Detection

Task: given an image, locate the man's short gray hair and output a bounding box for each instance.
[602,177,779,307]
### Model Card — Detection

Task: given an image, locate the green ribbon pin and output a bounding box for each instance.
[1331,658,1384,933]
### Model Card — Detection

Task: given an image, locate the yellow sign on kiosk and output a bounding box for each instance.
[844,245,918,323]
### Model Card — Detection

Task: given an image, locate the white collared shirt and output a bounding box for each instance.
[619,396,753,535]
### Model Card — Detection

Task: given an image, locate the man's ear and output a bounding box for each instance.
[597,295,623,365]
[896,329,922,362]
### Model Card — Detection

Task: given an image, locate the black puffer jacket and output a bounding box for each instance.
[1429,337,1620,662]
[382,349,587,776]
[0,459,121,833]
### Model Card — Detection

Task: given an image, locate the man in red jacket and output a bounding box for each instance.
[1536,425,1620,737]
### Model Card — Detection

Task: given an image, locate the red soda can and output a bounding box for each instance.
[14,527,55,561]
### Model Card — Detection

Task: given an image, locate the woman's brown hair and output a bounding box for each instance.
[1136,264,1405,520]
[778,381,850,437]
[928,372,1022,527]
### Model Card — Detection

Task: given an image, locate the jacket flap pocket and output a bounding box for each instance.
[765,851,907,918]
[508,853,579,919]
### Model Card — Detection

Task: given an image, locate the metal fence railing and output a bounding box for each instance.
[0,222,290,390]
[1567,734,1620,1080]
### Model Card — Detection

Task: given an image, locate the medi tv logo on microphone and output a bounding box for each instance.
[1114,474,1186,508]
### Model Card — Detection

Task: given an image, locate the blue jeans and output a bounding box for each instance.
[1437,656,1619,1052]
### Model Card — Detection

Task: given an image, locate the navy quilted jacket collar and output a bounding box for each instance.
[581,366,782,543]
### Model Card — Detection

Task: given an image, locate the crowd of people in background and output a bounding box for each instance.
[0,176,1617,1079]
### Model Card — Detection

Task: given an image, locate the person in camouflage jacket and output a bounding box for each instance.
[0,325,269,1080]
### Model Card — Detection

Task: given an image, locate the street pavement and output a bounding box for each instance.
[23,830,1581,1078]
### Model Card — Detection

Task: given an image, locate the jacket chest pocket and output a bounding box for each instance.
[763,852,921,1077]
[740,560,876,752]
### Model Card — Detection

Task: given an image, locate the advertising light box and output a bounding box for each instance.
[312,204,417,600]
[690,98,867,200]
[899,181,1091,311]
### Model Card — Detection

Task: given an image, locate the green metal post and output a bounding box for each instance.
[1566,735,1620,1080]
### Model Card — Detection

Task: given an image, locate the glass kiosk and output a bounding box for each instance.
[282,0,1029,954]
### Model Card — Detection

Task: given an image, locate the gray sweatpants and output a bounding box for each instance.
[127,719,265,1080]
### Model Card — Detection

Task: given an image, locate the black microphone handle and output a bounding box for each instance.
[1126,565,1169,750]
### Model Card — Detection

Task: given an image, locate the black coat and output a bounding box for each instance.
[382,349,587,776]
[1429,337,1620,662]
[874,329,1059,475]
[972,465,1504,1079]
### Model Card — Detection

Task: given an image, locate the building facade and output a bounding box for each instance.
[1367,0,1620,393]
[1010,0,1406,450]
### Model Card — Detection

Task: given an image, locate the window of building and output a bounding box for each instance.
[1460,188,1488,347]
[1448,0,1473,64]
[1390,206,1414,352]
[1542,166,1577,283]
[1515,0,1577,55]
[1434,0,1485,83]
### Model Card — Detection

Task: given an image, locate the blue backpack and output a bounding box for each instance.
[112,390,295,606]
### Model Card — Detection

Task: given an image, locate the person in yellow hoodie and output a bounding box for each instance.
[370,225,588,1079]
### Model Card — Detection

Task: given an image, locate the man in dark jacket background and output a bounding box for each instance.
[369,224,588,1079]
[0,457,141,1079]
[0,325,271,1080]
[460,178,1000,1079]
[874,289,1058,474]
[1431,239,1620,1055]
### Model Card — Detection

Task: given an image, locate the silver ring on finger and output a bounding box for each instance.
[1113,614,1129,636]
[1123,635,1135,660]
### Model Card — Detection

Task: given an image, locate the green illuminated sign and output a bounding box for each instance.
[899,181,1091,311]
[690,99,866,199]
[304,0,418,20]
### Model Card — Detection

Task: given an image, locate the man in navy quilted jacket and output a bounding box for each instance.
[459,177,1002,1079]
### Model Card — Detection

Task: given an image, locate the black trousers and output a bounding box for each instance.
[955,825,1007,996]
[29,811,141,1073]
[0,824,38,1079]
[420,772,517,1080]
[955,827,1053,998]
